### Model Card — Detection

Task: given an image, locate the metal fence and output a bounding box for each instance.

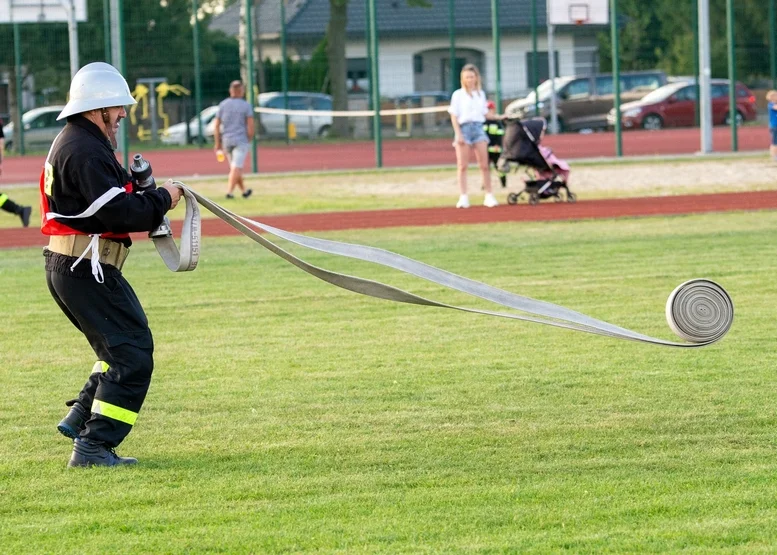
[1,0,776,167]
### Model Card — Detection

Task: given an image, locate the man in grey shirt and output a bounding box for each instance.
[214,80,255,199]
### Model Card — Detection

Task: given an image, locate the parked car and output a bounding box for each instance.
[505,71,668,132]
[257,92,332,138]
[160,105,219,145]
[606,79,757,130]
[2,105,66,151]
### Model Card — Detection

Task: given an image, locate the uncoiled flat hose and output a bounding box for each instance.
[151,183,733,348]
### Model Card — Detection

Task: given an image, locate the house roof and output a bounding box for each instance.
[209,0,306,37]
[287,0,553,39]
[210,0,577,40]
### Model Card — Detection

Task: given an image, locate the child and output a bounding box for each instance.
[484,100,507,188]
[767,90,777,161]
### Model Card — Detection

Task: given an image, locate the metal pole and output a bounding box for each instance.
[532,0,538,114]
[110,0,128,166]
[448,0,456,94]
[281,0,290,143]
[610,0,622,157]
[491,0,502,112]
[698,0,712,153]
[771,0,776,89]
[547,23,558,133]
[726,0,737,151]
[103,0,111,62]
[245,0,258,172]
[368,0,382,167]
[193,0,204,146]
[13,23,25,156]
[61,0,79,78]
[692,0,700,127]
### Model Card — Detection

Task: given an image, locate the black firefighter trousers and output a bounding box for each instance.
[45,251,154,448]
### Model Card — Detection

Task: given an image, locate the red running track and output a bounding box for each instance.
[3,189,776,250]
[0,125,769,184]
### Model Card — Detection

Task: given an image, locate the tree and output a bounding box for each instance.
[325,0,430,137]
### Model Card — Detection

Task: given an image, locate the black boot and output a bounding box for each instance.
[57,402,89,439]
[68,438,138,467]
[20,206,31,227]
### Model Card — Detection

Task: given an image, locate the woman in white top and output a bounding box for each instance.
[448,64,498,208]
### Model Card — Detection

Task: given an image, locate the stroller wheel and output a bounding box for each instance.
[507,192,519,205]
[567,191,577,203]
[553,194,563,203]
[528,193,539,205]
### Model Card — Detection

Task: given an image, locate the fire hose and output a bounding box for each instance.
[150,181,733,348]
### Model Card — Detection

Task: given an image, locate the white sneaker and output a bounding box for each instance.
[456,194,470,209]
[483,193,499,208]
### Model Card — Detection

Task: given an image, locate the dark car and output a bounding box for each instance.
[607,79,757,130]
[505,70,668,132]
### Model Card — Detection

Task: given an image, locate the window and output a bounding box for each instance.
[711,84,729,98]
[563,79,591,100]
[265,97,285,109]
[595,76,613,95]
[311,97,332,111]
[287,97,309,111]
[674,86,696,101]
[525,51,560,89]
[623,74,663,92]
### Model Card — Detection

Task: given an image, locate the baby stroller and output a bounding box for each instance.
[497,117,576,205]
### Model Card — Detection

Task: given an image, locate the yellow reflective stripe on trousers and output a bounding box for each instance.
[91,399,138,425]
[91,361,109,373]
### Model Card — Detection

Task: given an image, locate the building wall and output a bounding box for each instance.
[345,32,578,98]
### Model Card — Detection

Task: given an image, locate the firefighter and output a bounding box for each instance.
[0,118,32,226]
[42,62,182,467]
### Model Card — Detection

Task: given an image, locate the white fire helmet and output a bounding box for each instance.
[57,62,137,121]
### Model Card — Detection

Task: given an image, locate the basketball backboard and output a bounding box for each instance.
[547,0,609,25]
[0,0,87,24]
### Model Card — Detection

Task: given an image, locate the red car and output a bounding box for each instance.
[607,79,757,130]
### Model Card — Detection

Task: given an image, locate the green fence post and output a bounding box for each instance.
[532,0,538,114]
[491,0,502,112]
[13,23,25,156]
[610,0,622,157]
[726,0,737,152]
[448,0,456,94]
[281,0,289,144]
[245,0,258,172]
[193,0,204,146]
[367,0,382,168]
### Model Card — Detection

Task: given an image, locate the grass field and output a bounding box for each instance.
[2,207,776,552]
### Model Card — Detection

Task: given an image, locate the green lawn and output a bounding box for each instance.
[1,210,776,552]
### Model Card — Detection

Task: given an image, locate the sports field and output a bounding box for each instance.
[1,158,777,552]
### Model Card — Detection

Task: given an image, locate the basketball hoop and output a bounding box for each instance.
[569,4,589,26]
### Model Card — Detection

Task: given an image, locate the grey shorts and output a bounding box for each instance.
[456,122,488,146]
[225,143,249,169]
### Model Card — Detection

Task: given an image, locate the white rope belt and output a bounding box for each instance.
[151,182,733,348]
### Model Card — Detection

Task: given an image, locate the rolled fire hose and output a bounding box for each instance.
[150,182,733,348]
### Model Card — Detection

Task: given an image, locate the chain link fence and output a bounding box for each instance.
[1,0,775,161]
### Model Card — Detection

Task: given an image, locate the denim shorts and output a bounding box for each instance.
[225,142,249,169]
[771,128,777,146]
[456,121,488,146]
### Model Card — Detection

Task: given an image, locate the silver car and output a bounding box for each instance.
[3,105,67,151]
[257,92,332,138]
[160,105,220,145]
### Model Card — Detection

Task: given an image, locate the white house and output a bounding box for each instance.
[210,0,605,100]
